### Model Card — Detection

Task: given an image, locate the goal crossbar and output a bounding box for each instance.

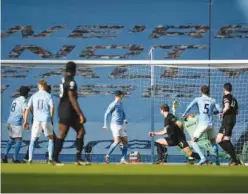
[1,59,248,69]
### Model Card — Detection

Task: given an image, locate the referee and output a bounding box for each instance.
[53,61,87,166]
[216,83,240,166]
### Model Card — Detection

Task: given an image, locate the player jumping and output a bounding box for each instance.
[182,85,221,165]
[2,86,30,163]
[103,90,128,164]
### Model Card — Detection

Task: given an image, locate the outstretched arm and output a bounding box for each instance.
[149,127,168,136]
[172,101,179,119]
[182,98,197,117]
[171,101,184,129]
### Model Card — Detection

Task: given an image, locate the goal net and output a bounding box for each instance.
[1,60,248,163]
[126,60,248,163]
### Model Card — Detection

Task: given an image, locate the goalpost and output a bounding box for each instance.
[1,59,248,163]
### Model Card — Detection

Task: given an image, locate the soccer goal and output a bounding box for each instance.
[1,59,248,164]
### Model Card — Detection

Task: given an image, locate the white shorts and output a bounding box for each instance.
[7,124,23,138]
[31,121,53,140]
[110,123,127,137]
[193,124,215,139]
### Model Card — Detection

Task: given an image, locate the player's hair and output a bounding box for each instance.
[114,90,123,97]
[46,85,51,93]
[38,80,47,88]
[66,61,77,73]
[201,85,210,95]
[160,104,170,112]
[19,86,30,97]
[224,82,232,92]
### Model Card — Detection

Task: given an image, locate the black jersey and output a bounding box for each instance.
[58,75,78,118]
[164,113,184,138]
[59,75,78,100]
[223,94,238,118]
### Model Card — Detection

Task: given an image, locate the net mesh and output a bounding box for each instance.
[126,64,248,162]
[1,61,248,163]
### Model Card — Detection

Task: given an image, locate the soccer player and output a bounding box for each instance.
[149,104,200,164]
[182,85,221,165]
[23,85,57,162]
[23,80,54,164]
[103,90,128,164]
[216,83,240,166]
[53,61,87,166]
[2,86,30,163]
[172,101,227,164]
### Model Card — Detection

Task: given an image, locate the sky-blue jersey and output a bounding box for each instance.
[7,96,28,126]
[28,90,53,122]
[183,95,221,126]
[104,100,126,126]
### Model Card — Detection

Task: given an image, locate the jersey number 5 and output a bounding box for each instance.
[203,104,210,114]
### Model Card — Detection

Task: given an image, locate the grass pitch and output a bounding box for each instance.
[2,163,248,193]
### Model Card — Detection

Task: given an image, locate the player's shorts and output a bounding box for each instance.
[193,124,215,139]
[219,119,236,137]
[31,121,53,140]
[59,116,84,132]
[165,136,189,149]
[58,102,76,120]
[110,123,127,137]
[7,124,23,138]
